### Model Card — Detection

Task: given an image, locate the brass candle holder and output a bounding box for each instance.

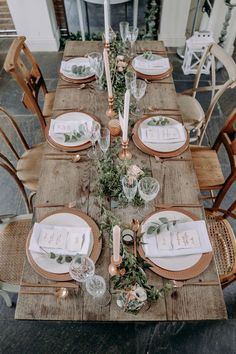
[108,255,122,276]
[106,96,116,118]
[119,140,132,160]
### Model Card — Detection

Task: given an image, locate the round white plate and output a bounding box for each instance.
[142,210,201,271]
[30,212,93,274]
[132,54,170,76]
[60,57,93,80]
[138,116,187,153]
[49,112,95,147]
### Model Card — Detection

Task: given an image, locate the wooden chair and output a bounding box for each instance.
[3,36,55,131]
[0,211,32,307]
[191,108,236,209]
[0,106,44,193]
[177,42,236,144]
[206,200,236,288]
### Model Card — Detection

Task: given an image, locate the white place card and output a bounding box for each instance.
[141,124,186,144]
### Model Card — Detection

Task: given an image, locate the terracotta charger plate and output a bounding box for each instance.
[45,111,100,152]
[132,116,189,158]
[138,208,213,280]
[26,208,102,281]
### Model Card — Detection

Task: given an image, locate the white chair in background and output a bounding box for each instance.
[77,0,139,41]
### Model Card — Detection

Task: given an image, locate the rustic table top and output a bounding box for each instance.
[15,41,227,321]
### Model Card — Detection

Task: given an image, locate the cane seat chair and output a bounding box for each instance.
[0,106,44,192]
[177,42,236,144]
[191,108,236,209]
[3,36,55,131]
[0,186,32,307]
[206,201,236,288]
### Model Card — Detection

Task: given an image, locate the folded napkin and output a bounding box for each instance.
[60,59,91,75]
[29,222,91,256]
[142,220,212,258]
[141,124,186,144]
[49,119,91,137]
[134,56,170,72]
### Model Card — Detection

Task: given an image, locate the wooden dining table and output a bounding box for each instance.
[15,41,227,321]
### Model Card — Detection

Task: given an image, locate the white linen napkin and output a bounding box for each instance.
[134,56,170,72]
[60,58,90,75]
[49,119,91,137]
[141,124,186,144]
[142,220,212,258]
[29,223,91,256]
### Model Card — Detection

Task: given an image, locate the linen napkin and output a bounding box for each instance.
[141,124,186,144]
[29,223,91,256]
[142,220,212,258]
[60,58,91,75]
[49,119,91,137]
[134,56,170,72]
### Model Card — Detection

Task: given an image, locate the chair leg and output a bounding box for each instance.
[133,0,139,28]
[213,175,235,210]
[0,290,12,307]
[77,0,86,41]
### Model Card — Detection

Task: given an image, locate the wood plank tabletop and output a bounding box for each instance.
[15,41,227,321]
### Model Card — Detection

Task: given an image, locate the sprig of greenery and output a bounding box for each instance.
[145,218,177,235]
[147,117,170,126]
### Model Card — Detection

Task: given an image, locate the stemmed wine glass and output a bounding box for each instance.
[88,121,100,159]
[69,255,110,306]
[87,52,104,91]
[98,127,110,155]
[131,79,147,116]
[119,21,129,53]
[122,175,138,204]
[138,177,160,211]
[127,26,139,57]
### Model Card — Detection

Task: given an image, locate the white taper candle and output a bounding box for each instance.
[103,48,113,98]
[123,89,130,141]
[104,0,110,44]
[113,225,121,262]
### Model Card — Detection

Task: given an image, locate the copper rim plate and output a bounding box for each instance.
[132,116,189,158]
[138,208,213,280]
[26,208,102,281]
[45,111,99,152]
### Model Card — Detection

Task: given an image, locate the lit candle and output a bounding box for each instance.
[103,48,113,98]
[123,89,130,141]
[104,0,110,44]
[113,225,121,262]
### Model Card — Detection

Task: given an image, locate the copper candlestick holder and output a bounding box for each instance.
[108,255,122,276]
[119,140,132,160]
[104,42,110,51]
[106,96,116,118]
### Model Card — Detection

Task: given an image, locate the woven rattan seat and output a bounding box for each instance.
[0,218,32,284]
[206,210,236,287]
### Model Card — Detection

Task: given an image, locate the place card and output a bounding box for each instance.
[38,228,67,249]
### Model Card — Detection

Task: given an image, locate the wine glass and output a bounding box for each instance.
[127,26,139,57]
[87,52,104,91]
[88,121,101,159]
[69,255,95,283]
[119,21,129,53]
[98,127,110,154]
[138,177,160,211]
[122,175,138,203]
[125,71,136,90]
[131,79,147,116]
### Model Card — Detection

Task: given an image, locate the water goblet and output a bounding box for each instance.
[127,26,139,57]
[85,274,111,305]
[125,71,136,90]
[88,121,101,159]
[138,177,160,211]
[87,52,104,91]
[119,21,129,53]
[98,127,110,154]
[122,175,138,203]
[131,79,147,116]
[69,255,95,283]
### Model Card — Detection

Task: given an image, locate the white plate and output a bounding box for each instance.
[142,210,201,271]
[60,57,93,80]
[49,112,95,147]
[138,116,187,152]
[132,54,170,76]
[29,212,94,274]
